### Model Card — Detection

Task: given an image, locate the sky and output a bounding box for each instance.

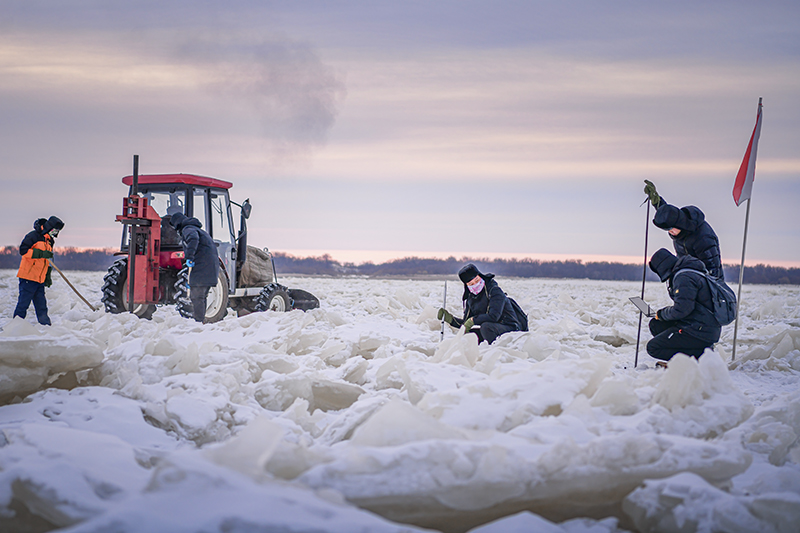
[1,0,799,266]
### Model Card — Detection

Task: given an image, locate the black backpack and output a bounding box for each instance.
[508,297,529,332]
[674,269,737,326]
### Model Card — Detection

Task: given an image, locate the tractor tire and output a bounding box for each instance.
[101,258,157,320]
[174,267,229,323]
[255,284,291,313]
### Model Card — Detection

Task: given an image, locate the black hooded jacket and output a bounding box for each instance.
[451,271,521,330]
[651,253,721,343]
[652,198,723,280]
[170,213,220,287]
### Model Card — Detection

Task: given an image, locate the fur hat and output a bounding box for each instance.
[458,263,481,284]
[649,248,678,282]
[43,216,64,233]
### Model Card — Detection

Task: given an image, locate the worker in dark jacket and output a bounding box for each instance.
[644,180,724,280]
[646,248,721,363]
[437,263,522,344]
[170,212,220,322]
[14,216,64,325]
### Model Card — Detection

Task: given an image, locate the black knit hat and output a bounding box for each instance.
[458,263,481,283]
[649,248,678,282]
[653,205,681,230]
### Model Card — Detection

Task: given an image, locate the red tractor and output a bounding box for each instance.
[101,158,319,322]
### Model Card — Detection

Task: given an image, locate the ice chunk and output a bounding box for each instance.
[0,318,104,400]
[351,398,465,446]
[623,471,800,533]
[590,377,640,416]
[311,379,364,412]
[165,393,219,440]
[0,423,152,530]
[204,415,283,479]
[394,288,420,309]
[725,389,800,466]
[466,511,564,533]
[432,327,479,367]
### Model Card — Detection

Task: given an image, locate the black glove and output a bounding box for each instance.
[44,266,53,287]
[643,180,661,208]
[32,249,54,259]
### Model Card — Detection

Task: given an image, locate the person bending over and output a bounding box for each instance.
[644,180,724,280]
[170,212,220,323]
[438,263,524,344]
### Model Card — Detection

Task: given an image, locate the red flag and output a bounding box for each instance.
[733,99,763,206]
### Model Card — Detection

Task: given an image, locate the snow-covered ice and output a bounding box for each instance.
[0,270,798,532]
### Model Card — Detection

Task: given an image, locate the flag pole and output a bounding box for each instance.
[634,199,651,368]
[730,96,762,361]
[731,197,751,361]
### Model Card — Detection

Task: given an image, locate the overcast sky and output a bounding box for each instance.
[2,1,798,266]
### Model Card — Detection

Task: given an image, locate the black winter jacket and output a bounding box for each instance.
[652,255,721,343]
[172,213,220,287]
[653,198,723,280]
[451,274,521,331]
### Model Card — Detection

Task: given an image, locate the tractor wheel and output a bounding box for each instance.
[174,267,229,323]
[255,284,291,313]
[101,258,156,320]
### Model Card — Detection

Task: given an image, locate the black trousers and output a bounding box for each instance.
[190,286,211,323]
[647,319,713,361]
[470,322,516,344]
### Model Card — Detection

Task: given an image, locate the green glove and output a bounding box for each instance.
[462,317,475,331]
[437,308,453,323]
[643,180,661,208]
[32,249,54,259]
[44,266,53,287]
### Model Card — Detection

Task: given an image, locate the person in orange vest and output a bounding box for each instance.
[14,216,64,325]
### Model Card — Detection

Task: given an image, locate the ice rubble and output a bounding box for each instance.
[0,271,799,533]
[0,317,103,400]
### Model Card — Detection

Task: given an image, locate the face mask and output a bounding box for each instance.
[468,277,485,295]
[49,229,60,238]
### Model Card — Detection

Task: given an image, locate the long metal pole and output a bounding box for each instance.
[634,200,651,368]
[127,155,139,313]
[440,281,447,342]
[731,197,751,361]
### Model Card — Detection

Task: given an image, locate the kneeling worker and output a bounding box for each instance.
[646,248,720,363]
[438,263,525,344]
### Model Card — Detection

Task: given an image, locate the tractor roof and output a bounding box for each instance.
[122,173,233,189]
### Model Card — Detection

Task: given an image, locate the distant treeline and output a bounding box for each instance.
[1,246,798,284]
[0,246,118,272]
[270,252,800,285]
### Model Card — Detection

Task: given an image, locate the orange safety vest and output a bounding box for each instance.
[17,235,53,284]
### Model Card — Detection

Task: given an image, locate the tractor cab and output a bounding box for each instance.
[120,174,240,292]
[104,168,318,323]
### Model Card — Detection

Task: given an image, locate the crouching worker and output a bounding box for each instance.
[646,248,720,363]
[170,212,219,323]
[437,263,526,344]
[14,216,64,325]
